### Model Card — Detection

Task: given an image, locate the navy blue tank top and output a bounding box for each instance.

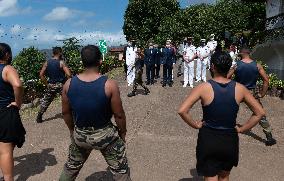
[0,64,15,108]
[46,59,65,84]
[202,80,239,130]
[67,76,113,128]
[235,60,258,89]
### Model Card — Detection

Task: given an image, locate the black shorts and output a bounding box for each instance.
[0,106,26,148]
[196,127,239,177]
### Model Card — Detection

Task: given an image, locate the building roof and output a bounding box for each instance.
[109,47,124,52]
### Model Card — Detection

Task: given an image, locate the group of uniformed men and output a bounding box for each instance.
[124,34,218,97]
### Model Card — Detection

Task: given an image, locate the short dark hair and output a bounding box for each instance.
[211,51,232,76]
[81,45,102,68]
[52,47,62,55]
[240,47,251,54]
[0,43,12,60]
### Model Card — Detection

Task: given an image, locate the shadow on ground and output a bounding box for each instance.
[242,130,266,144]
[179,169,203,181]
[85,171,113,181]
[43,113,63,122]
[14,148,57,181]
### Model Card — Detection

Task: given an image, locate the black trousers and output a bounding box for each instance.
[146,64,155,83]
[163,64,173,83]
[155,64,160,77]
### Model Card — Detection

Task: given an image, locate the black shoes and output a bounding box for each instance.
[144,89,150,95]
[127,92,136,97]
[265,132,277,146]
[36,114,43,123]
[146,81,150,85]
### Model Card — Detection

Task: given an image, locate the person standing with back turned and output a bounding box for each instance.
[59,45,131,181]
[178,51,265,181]
[227,47,276,146]
[36,47,71,123]
[0,43,26,181]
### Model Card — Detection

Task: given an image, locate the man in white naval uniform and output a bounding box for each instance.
[196,39,210,82]
[183,37,197,88]
[206,34,218,68]
[125,40,137,86]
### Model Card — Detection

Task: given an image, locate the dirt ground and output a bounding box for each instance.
[3,66,284,181]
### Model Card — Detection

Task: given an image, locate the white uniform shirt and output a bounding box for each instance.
[126,46,137,66]
[207,40,217,52]
[197,46,210,59]
[230,51,237,67]
[183,45,196,62]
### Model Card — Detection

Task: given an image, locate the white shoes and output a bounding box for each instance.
[183,84,187,88]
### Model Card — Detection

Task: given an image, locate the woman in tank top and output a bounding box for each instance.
[0,43,25,181]
[178,51,265,181]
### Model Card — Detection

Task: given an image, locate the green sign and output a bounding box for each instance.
[99,40,107,54]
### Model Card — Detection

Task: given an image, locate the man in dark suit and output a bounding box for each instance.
[161,40,176,87]
[154,44,161,79]
[144,43,156,85]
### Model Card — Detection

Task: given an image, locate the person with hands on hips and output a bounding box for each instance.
[178,51,264,181]
[60,45,131,181]
[0,43,26,181]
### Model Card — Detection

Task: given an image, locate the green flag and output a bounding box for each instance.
[99,40,107,54]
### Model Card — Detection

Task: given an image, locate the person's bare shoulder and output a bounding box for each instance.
[105,78,119,97]
[63,78,72,93]
[3,65,18,75]
[192,82,211,94]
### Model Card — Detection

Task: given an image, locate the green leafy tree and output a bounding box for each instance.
[13,47,46,82]
[12,47,46,101]
[123,0,180,46]
[62,37,83,75]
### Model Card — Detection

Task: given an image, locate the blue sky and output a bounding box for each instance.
[0,0,214,54]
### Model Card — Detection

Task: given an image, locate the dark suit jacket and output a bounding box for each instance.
[144,48,157,65]
[161,47,176,65]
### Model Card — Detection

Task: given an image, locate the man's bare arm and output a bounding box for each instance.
[62,79,74,134]
[40,61,48,85]
[227,66,236,79]
[107,80,127,141]
[257,63,269,98]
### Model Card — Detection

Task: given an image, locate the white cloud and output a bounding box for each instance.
[10,24,23,34]
[43,6,95,21]
[43,7,74,21]
[0,0,31,17]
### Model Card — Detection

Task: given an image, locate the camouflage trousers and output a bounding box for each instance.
[59,124,131,181]
[250,89,272,134]
[38,83,63,115]
[132,70,149,93]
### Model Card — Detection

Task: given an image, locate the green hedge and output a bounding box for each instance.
[12,44,123,102]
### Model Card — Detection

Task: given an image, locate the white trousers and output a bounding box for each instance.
[196,58,207,82]
[184,61,194,85]
[127,65,135,86]
[206,55,211,68]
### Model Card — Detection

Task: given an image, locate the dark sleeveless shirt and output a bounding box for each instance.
[46,59,65,84]
[0,64,15,108]
[202,80,239,130]
[235,60,258,89]
[67,76,113,128]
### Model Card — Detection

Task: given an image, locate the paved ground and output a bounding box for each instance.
[4,66,284,181]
